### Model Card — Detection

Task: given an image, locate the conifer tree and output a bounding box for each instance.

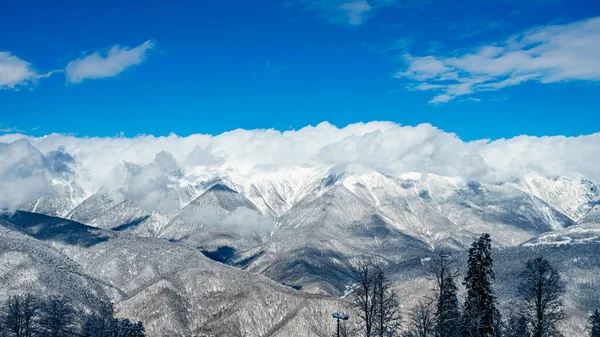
[429,252,461,337]
[438,274,461,337]
[588,309,600,337]
[462,234,497,337]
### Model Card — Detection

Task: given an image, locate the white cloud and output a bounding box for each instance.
[396,16,600,103]
[0,52,46,90]
[0,140,52,211]
[65,40,155,83]
[117,151,183,211]
[340,0,373,25]
[1,122,600,212]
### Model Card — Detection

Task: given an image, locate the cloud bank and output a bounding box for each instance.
[396,16,600,103]
[0,121,599,212]
[66,40,155,83]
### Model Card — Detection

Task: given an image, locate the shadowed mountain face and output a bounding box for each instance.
[1,211,111,247]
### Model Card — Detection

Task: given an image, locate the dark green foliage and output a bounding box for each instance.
[462,234,497,337]
[112,319,146,337]
[429,252,461,337]
[588,310,600,337]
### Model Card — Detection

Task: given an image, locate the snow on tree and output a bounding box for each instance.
[112,318,146,337]
[589,310,600,337]
[429,252,461,337]
[462,234,497,337]
[38,296,76,337]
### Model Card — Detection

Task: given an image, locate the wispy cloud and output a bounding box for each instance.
[0,52,51,90]
[395,16,600,103]
[65,40,155,84]
[288,0,392,26]
[0,124,23,133]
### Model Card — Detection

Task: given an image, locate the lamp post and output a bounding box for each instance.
[332,312,349,337]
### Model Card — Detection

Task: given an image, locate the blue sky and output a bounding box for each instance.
[1,0,599,141]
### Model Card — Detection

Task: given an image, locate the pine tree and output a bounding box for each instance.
[438,274,461,337]
[112,318,146,337]
[588,309,600,337]
[462,234,497,337]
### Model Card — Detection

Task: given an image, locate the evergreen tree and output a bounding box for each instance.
[112,318,146,337]
[588,309,600,337]
[462,234,497,337]
[429,252,460,337]
[438,274,461,337]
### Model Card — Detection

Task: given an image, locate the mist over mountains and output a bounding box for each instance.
[1,122,600,336]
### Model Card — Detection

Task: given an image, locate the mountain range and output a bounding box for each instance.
[1,137,600,336]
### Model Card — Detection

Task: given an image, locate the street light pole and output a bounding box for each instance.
[332,312,349,337]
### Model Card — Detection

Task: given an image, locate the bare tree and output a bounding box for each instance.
[83,303,115,337]
[373,265,402,336]
[517,257,566,337]
[3,295,23,337]
[353,258,377,336]
[352,259,402,337]
[21,294,38,337]
[39,296,76,337]
[404,300,435,337]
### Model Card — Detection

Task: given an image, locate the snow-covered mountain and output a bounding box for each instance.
[9,161,597,295]
[2,132,600,336]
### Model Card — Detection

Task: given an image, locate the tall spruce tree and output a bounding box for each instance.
[590,310,600,337]
[437,274,460,337]
[462,234,497,337]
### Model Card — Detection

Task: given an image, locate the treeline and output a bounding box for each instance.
[0,294,145,337]
[343,234,600,337]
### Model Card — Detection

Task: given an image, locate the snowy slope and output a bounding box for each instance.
[0,211,351,337]
[510,174,600,222]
